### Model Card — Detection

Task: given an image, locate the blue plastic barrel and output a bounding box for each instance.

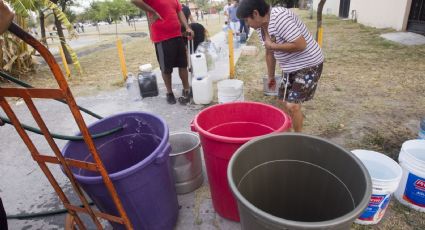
[62,112,178,230]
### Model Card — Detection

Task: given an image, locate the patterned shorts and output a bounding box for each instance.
[278,63,323,103]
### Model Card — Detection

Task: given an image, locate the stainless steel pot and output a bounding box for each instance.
[169,132,204,194]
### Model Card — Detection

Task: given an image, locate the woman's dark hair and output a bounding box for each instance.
[237,0,270,19]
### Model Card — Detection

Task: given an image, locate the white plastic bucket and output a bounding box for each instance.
[352,149,402,225]
[395,140,425,212]
[217,79,244,103]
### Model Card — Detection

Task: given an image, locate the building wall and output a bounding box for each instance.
[350,0,411,30]
[312,0,412,31]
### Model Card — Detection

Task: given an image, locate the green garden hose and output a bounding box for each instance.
[6,202,94,220]
[0,72,121,219]
[0,71,102,119]
[0,115,122,140]
[0,71,125,141]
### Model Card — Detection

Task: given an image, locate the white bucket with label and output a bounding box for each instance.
[395,140,425,212]
[217,79,244,103]
[352,149,402,225]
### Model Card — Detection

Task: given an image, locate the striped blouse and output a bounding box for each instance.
[257,7,324,73]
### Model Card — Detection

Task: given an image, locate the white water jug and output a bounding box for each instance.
[192,76,213,105]
[191,53,208,77]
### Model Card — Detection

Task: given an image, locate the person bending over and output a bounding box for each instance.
[237,0,324,132]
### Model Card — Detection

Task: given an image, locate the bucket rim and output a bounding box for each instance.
[193,101,292,144]
[217,79,244,85]
[62,111,169,183]
[351,149,403,183]
[401,140,425,165]
[169,131,200,156]
[227,133,372,229]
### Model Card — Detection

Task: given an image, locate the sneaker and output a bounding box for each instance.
[166,93,176,104]
[178,89,190,105]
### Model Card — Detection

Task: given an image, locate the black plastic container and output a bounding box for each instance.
[138,71,159,98]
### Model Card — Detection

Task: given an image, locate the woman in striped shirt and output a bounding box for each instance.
[237,0,324,132]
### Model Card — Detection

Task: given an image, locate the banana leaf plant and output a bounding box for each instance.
[1,0,82,76]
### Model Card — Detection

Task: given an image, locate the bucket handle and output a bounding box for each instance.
[155,143,171,164]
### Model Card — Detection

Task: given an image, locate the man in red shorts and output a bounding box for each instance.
[132,0,194,104]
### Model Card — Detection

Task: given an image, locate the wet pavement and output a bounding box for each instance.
[1,30,249,229]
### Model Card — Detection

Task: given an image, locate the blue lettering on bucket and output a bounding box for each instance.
[358,194,391,221]
[403,173,425,207]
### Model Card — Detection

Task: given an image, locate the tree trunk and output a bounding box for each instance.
[316,0,326,40]
[51,0,72,64]
[38,9,48,47]
[54,13,73,64]
[299,0,307,9]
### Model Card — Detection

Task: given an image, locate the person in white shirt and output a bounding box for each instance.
[237,0,324,132]
[223,1,231,23]
[228,0,239,34]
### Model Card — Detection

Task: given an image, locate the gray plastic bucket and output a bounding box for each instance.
[169,132,204,194]
[228,133,372,230]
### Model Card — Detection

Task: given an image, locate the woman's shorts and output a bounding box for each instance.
[278,63,323,103]
[154,37,188,74]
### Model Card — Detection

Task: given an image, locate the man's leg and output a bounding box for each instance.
[162,71,177,104]
[161,71,177,104]
[178,67,190,91]
[161,72,173,94]
[285,102,303,132]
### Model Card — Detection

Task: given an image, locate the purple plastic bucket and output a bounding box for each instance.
[62,112,178,230]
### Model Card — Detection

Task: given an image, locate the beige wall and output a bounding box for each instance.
[350,0,411,30]
[312,0,411,31]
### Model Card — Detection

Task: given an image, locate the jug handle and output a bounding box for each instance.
[155,143,171,164]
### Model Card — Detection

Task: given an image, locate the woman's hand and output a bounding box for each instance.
[268,78,276,90]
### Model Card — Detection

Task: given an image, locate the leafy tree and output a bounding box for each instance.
[195,0,208,11]
[51,0,76,64]
[2,0,78,74]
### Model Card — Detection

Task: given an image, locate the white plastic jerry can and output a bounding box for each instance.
[190,53,208,77]
[192,76,213,105]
